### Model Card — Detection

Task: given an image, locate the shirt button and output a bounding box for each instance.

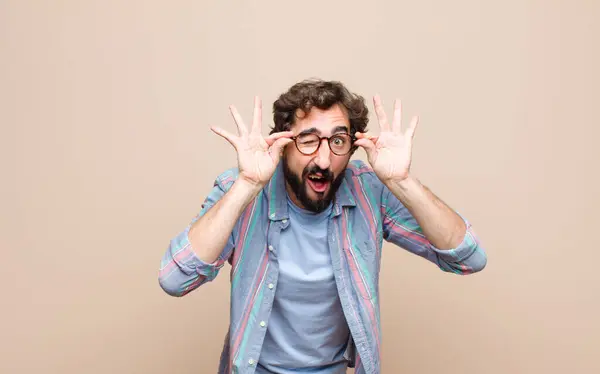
[260,321,266,327]
[248,358,255,365]
[268,283,274,289]
[268,245,274,252]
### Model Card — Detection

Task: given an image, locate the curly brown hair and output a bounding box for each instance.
[270,79,369,135]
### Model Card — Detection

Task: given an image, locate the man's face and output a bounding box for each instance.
[282,104,353,213]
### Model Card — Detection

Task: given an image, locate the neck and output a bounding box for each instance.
[284,181,306,210]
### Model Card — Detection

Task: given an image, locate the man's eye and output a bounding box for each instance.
[332,137,347,145]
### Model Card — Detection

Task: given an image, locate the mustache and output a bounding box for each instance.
[302,166,333,181]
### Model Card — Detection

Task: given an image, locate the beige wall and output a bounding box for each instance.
[2,1,599,373]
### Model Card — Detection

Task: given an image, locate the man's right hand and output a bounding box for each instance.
[211,96,294,188]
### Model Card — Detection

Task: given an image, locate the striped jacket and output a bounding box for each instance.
[159,160,487,374]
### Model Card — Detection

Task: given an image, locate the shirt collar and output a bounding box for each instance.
[265,162,356,221]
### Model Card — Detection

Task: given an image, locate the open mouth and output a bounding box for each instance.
[306,173,330,193]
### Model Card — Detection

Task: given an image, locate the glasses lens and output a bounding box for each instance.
[296,134,320,154]
[329,134,352,155]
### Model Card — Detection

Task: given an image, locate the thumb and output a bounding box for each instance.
[269,137,293,162]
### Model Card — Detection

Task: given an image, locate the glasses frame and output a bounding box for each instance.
[291,132,357,156]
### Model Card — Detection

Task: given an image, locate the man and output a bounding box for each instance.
[159,79,487,374]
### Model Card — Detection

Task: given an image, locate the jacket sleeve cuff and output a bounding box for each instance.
[429,222,480,263]
[169,225,225,282]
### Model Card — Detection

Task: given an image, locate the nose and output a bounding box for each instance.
[313,139,331,169]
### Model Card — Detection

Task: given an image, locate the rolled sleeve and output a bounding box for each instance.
[172,225,226,279]
[429,218,487,274]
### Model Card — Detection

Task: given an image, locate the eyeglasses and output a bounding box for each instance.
[291,133,356,156]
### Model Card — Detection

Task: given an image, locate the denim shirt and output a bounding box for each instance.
[159,160,487,374]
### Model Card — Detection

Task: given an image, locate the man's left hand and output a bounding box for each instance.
[354,95,419,185]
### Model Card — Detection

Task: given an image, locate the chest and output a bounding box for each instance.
[229,204,383,295]
[275,216,337,297]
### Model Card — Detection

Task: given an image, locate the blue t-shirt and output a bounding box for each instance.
[257,196,350,374]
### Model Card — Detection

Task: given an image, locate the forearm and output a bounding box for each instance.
[385,176,466,250]
[188,179,262,263]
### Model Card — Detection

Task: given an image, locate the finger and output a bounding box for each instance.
[353,138,377,158]
[405,115,419,140]
[251,96,262,134]
[269,137,294,162]
[265,131,294,146]
[391,99,402,133]
[355,132,378,143]
[229,105,248,136]
[373,95,390,131]
[211,126,238,148]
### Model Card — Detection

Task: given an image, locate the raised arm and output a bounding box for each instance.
[158,97,293,296]
[158,175,239,297]
[354,95,487,274]
[380,181,487,274]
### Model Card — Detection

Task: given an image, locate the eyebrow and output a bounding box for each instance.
[298,126,349,136]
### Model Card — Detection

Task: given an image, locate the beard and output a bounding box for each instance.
[282,154,346,213]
